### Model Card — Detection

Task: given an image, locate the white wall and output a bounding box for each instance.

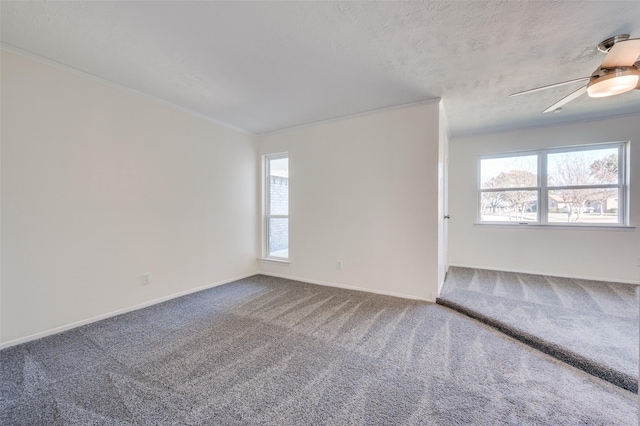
[1,51,258,345]
[449,115,640,284]
[258,101,442,300]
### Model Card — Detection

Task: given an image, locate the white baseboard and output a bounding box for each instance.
[447,263,640,286]
[258,272,433,302]
[0,272,256,350]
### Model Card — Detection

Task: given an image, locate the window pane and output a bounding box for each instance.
[269,158,288,215]
[480,155,537,189]
[268,218,288,257]
[480,190,538,222]
[548,189,619,224]
[547,147,618,187]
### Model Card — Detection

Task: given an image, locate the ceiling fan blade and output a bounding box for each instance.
[510,77,590,97]
[601,38,640,68]
[543,85,588,113]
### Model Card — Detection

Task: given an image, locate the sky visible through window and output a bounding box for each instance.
[270,158,288,178]
[481,155,537,188]
[547,147,618,186]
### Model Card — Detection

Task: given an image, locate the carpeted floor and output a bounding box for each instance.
[1,275,637,425]
[437,266,639,393]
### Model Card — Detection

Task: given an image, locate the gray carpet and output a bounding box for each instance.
[1,275,637,425]
[437,266,639,393]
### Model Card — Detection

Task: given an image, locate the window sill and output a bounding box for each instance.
[474,223,635,231]
[258,257,290,264]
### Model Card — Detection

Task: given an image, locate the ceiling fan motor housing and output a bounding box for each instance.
[587,65,640,98]
[597,34,630,53]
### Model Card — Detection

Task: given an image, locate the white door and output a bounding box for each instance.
[437,103,449,295]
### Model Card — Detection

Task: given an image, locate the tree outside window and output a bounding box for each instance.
[479,143,625,225]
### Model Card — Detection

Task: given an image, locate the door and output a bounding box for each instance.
[437,103,449,295]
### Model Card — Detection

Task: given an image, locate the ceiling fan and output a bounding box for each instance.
[510,34,640,113]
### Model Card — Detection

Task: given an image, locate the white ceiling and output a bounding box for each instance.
[2,1,640,136]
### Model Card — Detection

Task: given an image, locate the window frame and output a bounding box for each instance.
[263,152,289,261]
[477,142,628,227]
[477,150,541,224]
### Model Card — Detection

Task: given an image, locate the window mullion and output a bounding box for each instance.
[480,187,538,192]
[548,184,620,191]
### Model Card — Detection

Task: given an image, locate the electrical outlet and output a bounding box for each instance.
[141,273,151,286]
[336,260,342,271]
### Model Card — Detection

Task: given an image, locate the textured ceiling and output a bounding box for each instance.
[2,1,640,136]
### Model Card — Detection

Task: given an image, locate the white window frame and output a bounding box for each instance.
[263,152,289,261]
[477,142,629,227]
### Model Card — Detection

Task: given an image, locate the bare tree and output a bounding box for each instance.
[484,170,536,220]
[481,191,505,214]
[589,154,618,215]
[549,153,599,222]
[556,189,590,222]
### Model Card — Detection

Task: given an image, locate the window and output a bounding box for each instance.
[479,142,627,226]
[264,153,289,259]
[480,154,538,223]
